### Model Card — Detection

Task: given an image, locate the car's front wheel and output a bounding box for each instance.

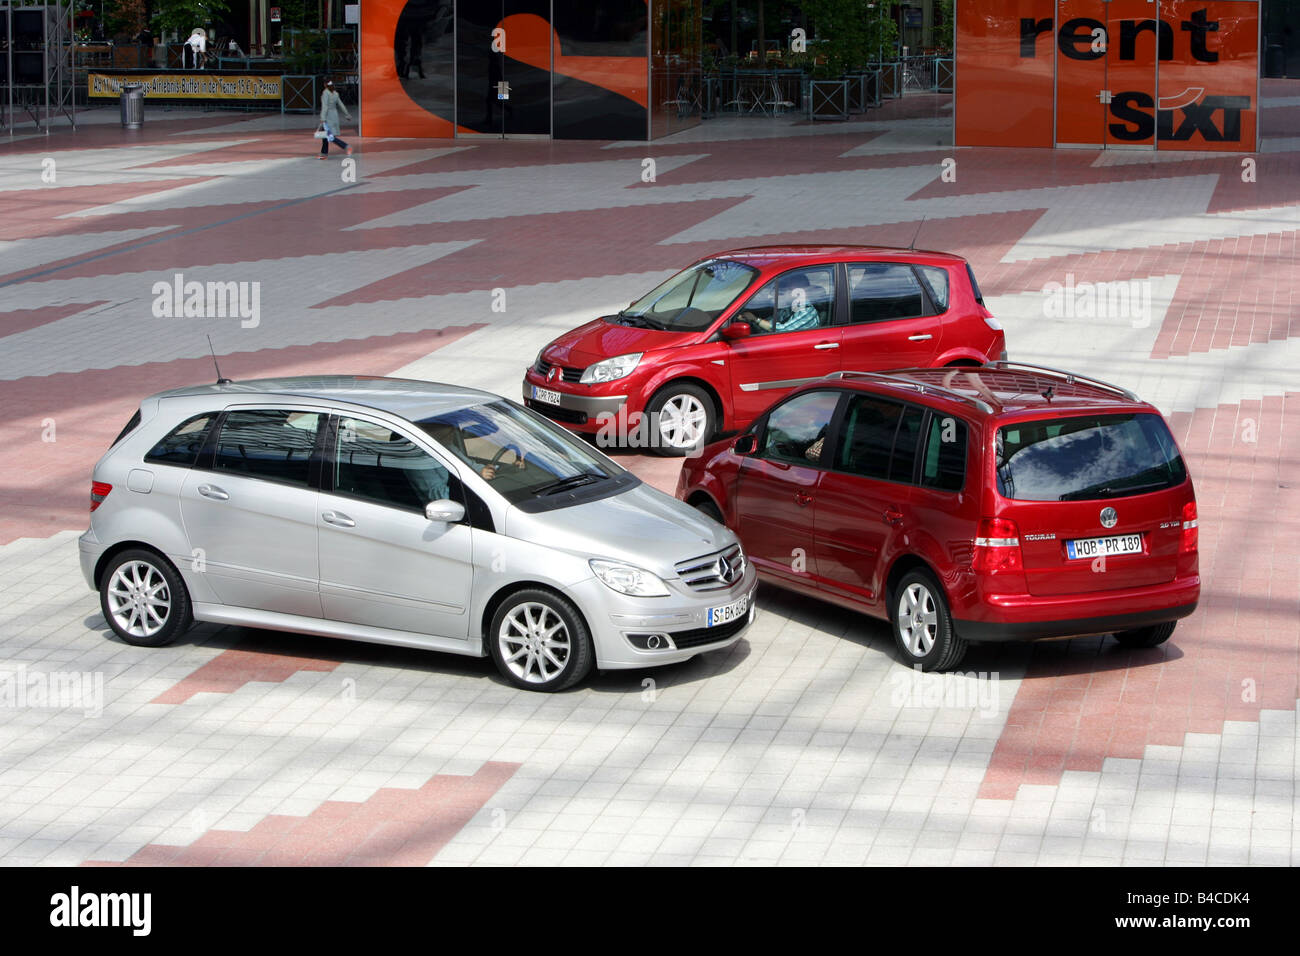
[891,569,967,672]
[646,383,715,456]
[99,548,193,647]
[488,589,594,691]
[1112,622,1176,648]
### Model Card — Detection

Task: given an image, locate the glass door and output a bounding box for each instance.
[455,0,552,138]
[1054,0,1158,149]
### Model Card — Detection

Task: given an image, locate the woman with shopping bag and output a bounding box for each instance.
[317,80,353,158]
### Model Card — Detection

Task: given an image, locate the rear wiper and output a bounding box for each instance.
[535,472,605,496]
[1060,480,1167,501]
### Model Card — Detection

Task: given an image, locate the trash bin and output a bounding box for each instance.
[120,83,145,129]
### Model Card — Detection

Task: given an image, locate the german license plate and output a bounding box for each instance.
[707,593,749,627]
[531,385,563,407]
[1066,534,1142,560]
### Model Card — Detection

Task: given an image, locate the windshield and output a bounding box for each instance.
[418,400,626,505]
[617,259,759,332]
[996,413,1187,501]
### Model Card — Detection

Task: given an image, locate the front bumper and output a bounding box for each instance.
[521,374,631,433]
[954,576,1200,643]
[569,564,758,669]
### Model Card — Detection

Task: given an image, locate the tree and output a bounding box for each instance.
[803,0,895,74]
[151,0,229,38]
[937,0,955,52]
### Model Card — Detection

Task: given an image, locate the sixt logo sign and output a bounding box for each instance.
[1020,8,1250,143]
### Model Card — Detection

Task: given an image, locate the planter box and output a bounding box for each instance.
[809,78,848,121]
[877,61,901,99]
[935,57,954,93]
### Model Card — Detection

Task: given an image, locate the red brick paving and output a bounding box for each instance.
[84,761,519,866]
[152,646,340,704]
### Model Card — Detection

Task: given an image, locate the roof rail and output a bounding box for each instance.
[828,370,994,414]
[984,361,1139,401]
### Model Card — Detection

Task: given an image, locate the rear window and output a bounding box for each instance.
[966,264,984,306]
[111,409,142,448]
[916,265,949,311]
[996,413,1186,501]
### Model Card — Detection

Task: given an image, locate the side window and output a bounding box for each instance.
[212,409,322,487]
[837,396,921,482]
[921,414,968,491]
[334,416,458,513]
[760,390,841,466]
[145,413,217,466]
[738,267,835,336]
[916,265,950,312]
[847,263,928,323]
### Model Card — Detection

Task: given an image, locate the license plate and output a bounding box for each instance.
[1066,534,1143,560]
[707,594,749,627]
[531,385,563,407]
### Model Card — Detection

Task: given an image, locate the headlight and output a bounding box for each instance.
[590,559,670,597]
[580,352,642,385]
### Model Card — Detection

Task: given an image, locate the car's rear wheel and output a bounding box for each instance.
[891,569,966,672]
[1112,621,1176,648]
[647,383,715,457]
[99,549,193,647]
[488,589,594,691]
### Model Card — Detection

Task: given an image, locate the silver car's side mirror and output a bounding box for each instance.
[425,500,466,523]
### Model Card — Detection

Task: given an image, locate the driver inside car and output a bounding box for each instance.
[739,273,822,334]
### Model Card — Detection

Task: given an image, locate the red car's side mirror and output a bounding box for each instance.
[733,433,758,455]
[721,322,751,341]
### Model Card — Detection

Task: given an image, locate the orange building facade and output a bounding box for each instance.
[955,1,1260,150]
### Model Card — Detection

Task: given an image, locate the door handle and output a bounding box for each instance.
[813,342,840,350]
[907,334,932,342]
[794,492,813,507]
[197,484,229,501]
[883,507,904,525]
[322,510,355,528]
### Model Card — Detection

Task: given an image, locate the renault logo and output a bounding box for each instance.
[547,366,560,383]
[1100,507,1118,529]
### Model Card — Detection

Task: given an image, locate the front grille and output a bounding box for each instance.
[525,398,587,425]
[667,615,750,649]
[535,359,583,383]
[675,544,746,592]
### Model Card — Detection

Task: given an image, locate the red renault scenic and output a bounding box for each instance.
[522,246,1005,455]
[676,363,1200,670]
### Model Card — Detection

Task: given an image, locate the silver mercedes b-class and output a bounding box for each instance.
[80,376,755,691]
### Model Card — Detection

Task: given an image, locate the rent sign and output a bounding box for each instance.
[955,0,1259,150]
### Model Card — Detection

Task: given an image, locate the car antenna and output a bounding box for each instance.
[907,217,926,250]
[206,335,232,384]
[1042,385,1055,401]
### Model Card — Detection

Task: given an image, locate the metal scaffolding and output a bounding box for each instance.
[2,1,77,132]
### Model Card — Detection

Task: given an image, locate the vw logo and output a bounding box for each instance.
[1100,507,1118,529]
[547,366,559,383]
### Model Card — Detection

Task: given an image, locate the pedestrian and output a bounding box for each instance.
[318,79,353,159]
[186,29,206,70]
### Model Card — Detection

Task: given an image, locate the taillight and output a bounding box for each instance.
[972,517,1022,573]
[1180,501,1198,553]
[90,481,112,512]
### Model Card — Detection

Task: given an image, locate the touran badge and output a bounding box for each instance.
[1100,507,1118,529]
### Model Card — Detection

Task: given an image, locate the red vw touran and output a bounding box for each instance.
[676,363,1200,670]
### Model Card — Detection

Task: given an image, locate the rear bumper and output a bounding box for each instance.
[954,577,1200,643]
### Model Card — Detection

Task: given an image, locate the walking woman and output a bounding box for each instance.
[318,80,353,158]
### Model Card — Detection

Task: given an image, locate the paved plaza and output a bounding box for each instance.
[1,89,1298,865]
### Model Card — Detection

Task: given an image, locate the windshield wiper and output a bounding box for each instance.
[535,472,606,496]
[1060,479,1168,501]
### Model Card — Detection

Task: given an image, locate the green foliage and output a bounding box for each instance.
[803,0,896,74]
[151,0,230,38]
[103,0,147,40]
[937,0,955,52]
